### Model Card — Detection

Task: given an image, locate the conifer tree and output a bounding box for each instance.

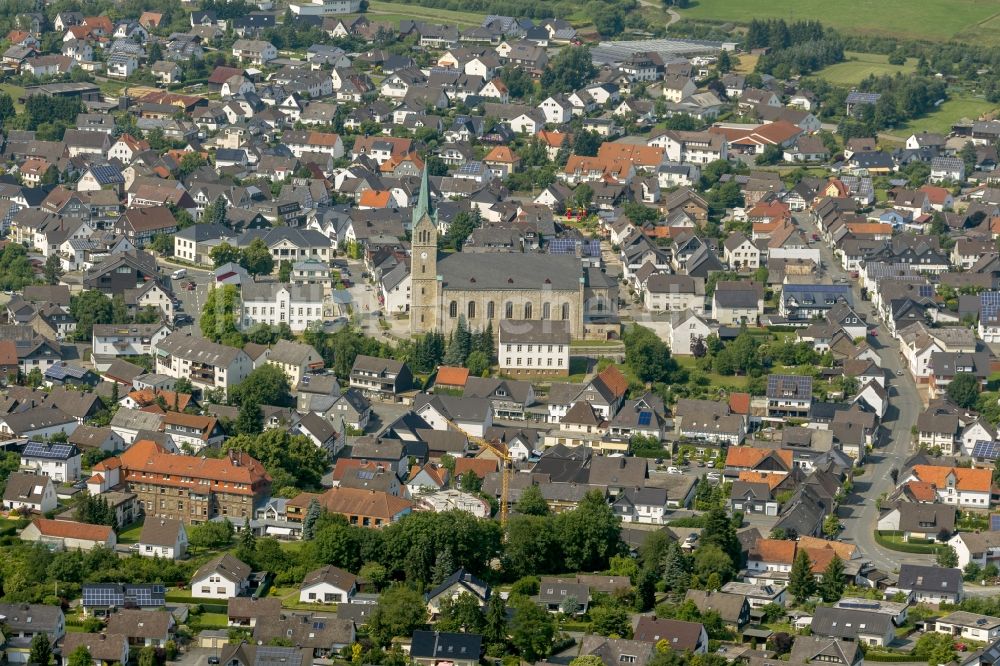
[789,549,816,601]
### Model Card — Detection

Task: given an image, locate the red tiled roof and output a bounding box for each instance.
[119,440,269,494]
[309,487,413,521]
[0,340,17,368]
[436,366,470,387]
[751,538,796,564]
[725,446,792,470]
[738,470,783,490]
[597,365,629,399]
[903,480,937,502]
[912,465,991,493]
[728,392,751,415]
[28,518,112,542]
[798,536,857,561]
[359,190,393,208]
[454,458,498,479]
[331,458,391,481]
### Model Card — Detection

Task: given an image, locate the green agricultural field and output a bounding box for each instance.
[814,52,915,86]
[899,95,998,134]
[679,0,1000,45]
[365,1,486,27]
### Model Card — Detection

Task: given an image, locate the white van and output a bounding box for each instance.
[171,269,187,280]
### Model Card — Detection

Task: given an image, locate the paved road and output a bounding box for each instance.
[792,213,932,573]
[158,259,213,332]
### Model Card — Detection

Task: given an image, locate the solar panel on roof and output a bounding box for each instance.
[637,411,652,426]
[981,292,1000,318]
[549,238,574,254]
[973,440,1000,461]
[990,514,1000,531]
[22,442,76,460]
[83,583,165,607]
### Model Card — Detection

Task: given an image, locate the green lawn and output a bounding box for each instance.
[678,0,1000,45]
[815,52,916,86]
[674,356,749,390]
[195,613,229,629]
[117,521,144,544]
[899,95,998,134]
[0,82,26,112]
[364,1,485,27]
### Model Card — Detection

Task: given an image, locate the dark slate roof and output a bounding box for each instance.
[410,631,482,661]
[897,564,962,593]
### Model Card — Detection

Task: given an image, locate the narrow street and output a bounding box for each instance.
[792,213,932,572]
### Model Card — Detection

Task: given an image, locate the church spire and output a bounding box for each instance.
[413,163,432,227]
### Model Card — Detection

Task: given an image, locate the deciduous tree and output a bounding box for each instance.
[367,585,427,647]
[509,595,555,661]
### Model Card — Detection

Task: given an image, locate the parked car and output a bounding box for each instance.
[707,472,721,481]
[667,466,682,475]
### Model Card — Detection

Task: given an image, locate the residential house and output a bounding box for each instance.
[811,606,895,647]
[59,634,129,666]
[349,355,412,400]
[905,465,991,508]
[191,554,252,599]
[766,374,813,418]
[3,472,57,514]
[154,331,253,396]
[426,568,491,615]
[891,564,963,604]
[684,591,750,631]
[105,610,175,648]
[298,565,358,604]
[137,518,187,559]
[20,441,81,482]
[0,603,65,663]
[411,631,482,666]
[633,617,708,654]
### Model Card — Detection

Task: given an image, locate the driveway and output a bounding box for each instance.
[173,646,218,666]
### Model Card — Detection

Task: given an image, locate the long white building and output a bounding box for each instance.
[240,282,326,333]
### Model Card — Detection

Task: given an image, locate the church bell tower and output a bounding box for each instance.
[410,166,438,335]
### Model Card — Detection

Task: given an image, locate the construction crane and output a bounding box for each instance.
[443,417,513,525]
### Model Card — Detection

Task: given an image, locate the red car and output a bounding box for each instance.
[185,281,196,291]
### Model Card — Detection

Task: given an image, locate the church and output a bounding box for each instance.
[409,169,618,339]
